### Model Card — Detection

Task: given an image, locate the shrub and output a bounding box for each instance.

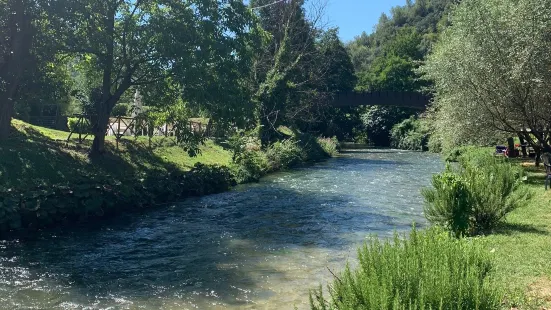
[310,227,502,310]
[231,150,269,183]
[423,153,529,236]
[0,163,236,234]
[67,117,92,134]
[462,155,528,234]
[111,103,130,117]
[422,166,472,237]
[445,146,490,163]
[317,136,339,157]
[390,116,430,151]
[266,139,303,171]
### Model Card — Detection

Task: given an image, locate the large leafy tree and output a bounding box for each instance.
[63,0,259,155]
[0,0,60,139]
[304,28,357,139]
[422,0,551,158]
[249,0,331,144]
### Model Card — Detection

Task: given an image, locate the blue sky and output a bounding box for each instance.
[246,0,407,43]
[323,0,407,42]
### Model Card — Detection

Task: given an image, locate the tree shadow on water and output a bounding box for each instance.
[0,185,402,308]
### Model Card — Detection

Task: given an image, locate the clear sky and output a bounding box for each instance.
[246,0,408,43]
[323,0,407,43]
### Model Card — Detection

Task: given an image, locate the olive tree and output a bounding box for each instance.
[421,0,551,158]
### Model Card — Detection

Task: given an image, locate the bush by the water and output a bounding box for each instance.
[310,227,502,310]
[390,116,430,151]
[316,137,339,157]
[230,130,337,183]
[266,139,304,171]
[423,153,529,236]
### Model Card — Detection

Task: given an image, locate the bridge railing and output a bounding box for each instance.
[332,91,431,109]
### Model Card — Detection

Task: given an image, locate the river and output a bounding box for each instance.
[0,149,442,309]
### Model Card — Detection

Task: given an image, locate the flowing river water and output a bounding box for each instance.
[0,149,442,310]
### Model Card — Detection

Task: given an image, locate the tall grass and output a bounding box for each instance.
[310,228,502,310]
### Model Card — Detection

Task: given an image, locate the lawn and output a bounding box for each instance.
[483,159,551,308]
[0,120,232,190]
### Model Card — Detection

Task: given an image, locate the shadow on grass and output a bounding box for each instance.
[494,222,549,236]
[524,174,548,188]
[0,125,185,189]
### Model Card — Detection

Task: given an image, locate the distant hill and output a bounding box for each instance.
[347,0,456,72]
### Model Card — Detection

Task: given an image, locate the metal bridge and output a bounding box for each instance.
[331,91,430,109]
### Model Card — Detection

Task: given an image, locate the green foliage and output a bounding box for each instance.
[228,130,336,183]
[231,150,269,184]
[347,0,455,72]
[0,163,235,233]
[229,130,269,183]
[67,117,92,134]
[390,116,429,150]
[421,0,551,152]
[360,106,414,146]
[111,103,130,117]
[444,146,490,163]
[317,137,339,157]
[310,227,502,310]
[423,152,530,236]
[266,139,304,171]
[422,166,474,237]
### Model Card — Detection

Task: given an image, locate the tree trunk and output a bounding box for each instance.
[535,149,542,167]
[507,137,516,158]
[90,112,109,156]
[518,135,527,157]
[0,99,15,140]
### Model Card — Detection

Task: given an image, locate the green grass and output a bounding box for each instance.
[482,160,551,309]
[0,120,231,190]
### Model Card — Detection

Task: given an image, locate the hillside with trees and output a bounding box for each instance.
[345,0,455,147]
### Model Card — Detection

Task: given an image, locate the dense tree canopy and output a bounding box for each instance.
[343,0,454,146]
[60,0,260,154]
[0,0,67,139]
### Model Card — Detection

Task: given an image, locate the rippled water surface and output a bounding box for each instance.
[0,149,442,309]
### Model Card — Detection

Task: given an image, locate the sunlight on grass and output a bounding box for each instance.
[1,120,232,189]
[482,160,551,308]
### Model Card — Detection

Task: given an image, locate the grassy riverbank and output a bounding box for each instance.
[311,149,551,310]
[0,120,336,234]
[1,120,232,189]
[484,159,551,308]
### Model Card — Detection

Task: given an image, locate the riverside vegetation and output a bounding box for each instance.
[0,120,338,234]
[311,148,551,309]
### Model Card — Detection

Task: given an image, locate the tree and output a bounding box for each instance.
[250,0,333,144]
[306,28,358,139]
[64,0,259,155]
[355,28,424,146]
[421,0,551,160]
[0,0,36,139]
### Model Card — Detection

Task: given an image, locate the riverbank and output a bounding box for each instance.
[483,158,551,308]
[0,120,337,235]
[0,148,441,309]
[310,148,551,310]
